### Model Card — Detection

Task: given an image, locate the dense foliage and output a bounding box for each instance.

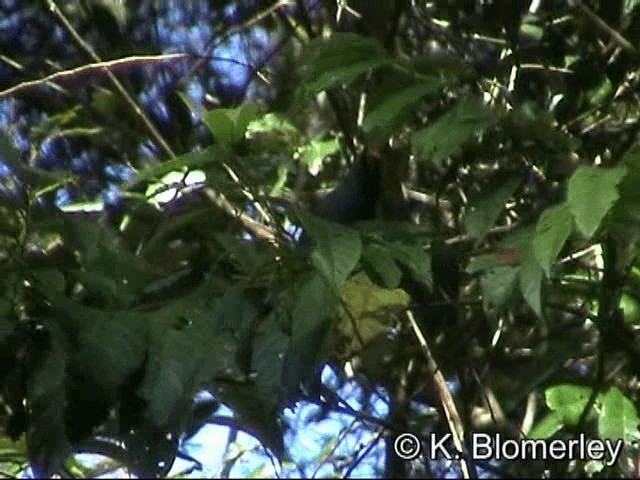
[3,0,640,477]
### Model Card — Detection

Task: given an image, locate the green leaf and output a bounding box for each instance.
[587,77,613,107]
[528,412,565,439]
[464,177,520,239]
[300,213,362,291]
[567,165,627,238]
[299,33,391,96]
[520,16,544,41]
[533,203,573,275]
[246,112,301,154]
[46,295,148,393]
[62,220,157,305]
[26,321,71,478]
[412,96,499,166]
[480,266,520,310]
[363,79,442,140]
[132,144,223,185]
[519,245,545,318]
[141,293,246,427]
[625,0,640,14]
[213,383,283,458]
[338,272,409,349]
[297,138,340,174]
[361,244,403,289]
[252,322,290,391]
[292,272,338,342]
[204,103,258,145]
[598,387,640,441]
[282,272,338,398]
[545,384,599,427]
[381,240,432,285]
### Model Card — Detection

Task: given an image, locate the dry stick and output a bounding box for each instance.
[574,1,638,55]
[178,0,291,85]
[46,0,280,246]
[406,310,471,479]
[0,53,189,99]
[46,0,176,159]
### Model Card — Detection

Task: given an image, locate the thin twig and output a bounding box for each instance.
[574,1,638,55]
[406,310,471,479]
[44,1,285,247]
[0,53,189,99]
[46,0,177,159]
[178,0,292,85]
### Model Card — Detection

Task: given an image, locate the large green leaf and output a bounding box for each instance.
[213,382,283,458]
[132,144,224,184]
[519,245,545,318]
[282,272,339,399]
[300,213,362,291]
[292,272,339,342]
[533,203,573,275]
[46,295,148,393]
[480,266,520,310]
[252,317,290,391]
[140,292,248,428]
[381,240,432,285]
[336,271,409,355]
[598,387,640,441]
[361,244,403,289]
[528,412,564,439]
[204,103,258,146]
[363,79,442,141]
[26,321,71,478]
[297,138,341,174]
[298,33,392,96]
[567,165,627,238]
[62,220,158,306]
[545,384,599,427]
[412,96,499,166]
[464,177,520,239]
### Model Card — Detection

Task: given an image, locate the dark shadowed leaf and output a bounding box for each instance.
[363,79,442,141]
[480,266,520,310]
[519,245,545,318]
[298,33,392,97]
[25,321,71,478]
[465,177,520,239]
[361,244,403,288]
[412,96,499,166]
[300,212,362,291]
[213,383,284,459]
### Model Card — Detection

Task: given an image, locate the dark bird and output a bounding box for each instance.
[312,155,381,225]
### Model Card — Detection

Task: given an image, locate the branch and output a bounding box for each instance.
[46,0,177,159]
[0,54,189,99]
[573,1,638,55]
[406,310,472,479]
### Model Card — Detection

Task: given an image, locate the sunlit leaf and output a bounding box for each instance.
[533,203,573,275]
[567,165,627,238]
[598,387,640,441]
[545,384,600,427]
